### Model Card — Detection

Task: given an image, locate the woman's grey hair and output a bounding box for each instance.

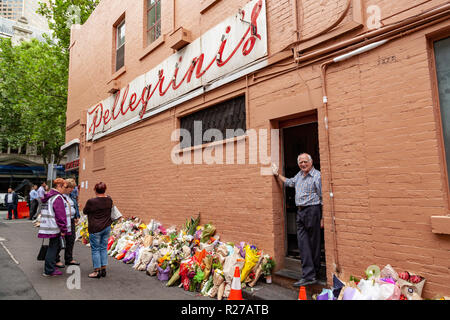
[297,153,313,163]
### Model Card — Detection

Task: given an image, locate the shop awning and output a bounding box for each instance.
[60,138,80,151]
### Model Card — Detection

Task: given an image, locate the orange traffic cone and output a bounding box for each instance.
[228,266,243,300]
[298,286,307,300]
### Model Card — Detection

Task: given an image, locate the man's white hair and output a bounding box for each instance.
[297,153,312,163]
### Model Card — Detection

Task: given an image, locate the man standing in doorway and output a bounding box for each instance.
[273,153,323,287]
[4,188,19,220]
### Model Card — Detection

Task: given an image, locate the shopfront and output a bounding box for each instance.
[65,0,450,298]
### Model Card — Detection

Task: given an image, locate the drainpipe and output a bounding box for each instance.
[320,39,389,275]
[293,2,450,64]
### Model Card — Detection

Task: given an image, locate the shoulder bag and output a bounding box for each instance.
[111,204,123,221]
[37,239,48,261]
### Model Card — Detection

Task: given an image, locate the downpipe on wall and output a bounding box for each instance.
[320,39,390,275]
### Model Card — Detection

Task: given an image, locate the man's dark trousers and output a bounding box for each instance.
[7,203,18,219]
[56,219,75,265]
[296,204,322,281]
[29,199,38,220]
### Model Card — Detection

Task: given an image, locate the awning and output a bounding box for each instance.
[60,138,80,151]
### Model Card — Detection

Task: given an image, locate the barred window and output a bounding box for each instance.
[180,96,246,149]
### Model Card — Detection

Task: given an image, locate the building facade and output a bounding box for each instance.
[0,0,23,21]
[66,0,450,298]
[0,0,49,31]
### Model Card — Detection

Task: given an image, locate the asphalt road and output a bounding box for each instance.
[0,210,210,300]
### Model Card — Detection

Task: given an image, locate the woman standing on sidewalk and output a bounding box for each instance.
[55,179,81,268]
[38,178,71,277]
[83,182,113,279]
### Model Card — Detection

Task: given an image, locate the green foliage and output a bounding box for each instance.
[0,1,99,169]
[211,257,223,271]
[184,214,201,236]
[261,256,276,276]
[0,38,68,165]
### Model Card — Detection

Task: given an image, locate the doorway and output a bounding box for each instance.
[281,116,326,281]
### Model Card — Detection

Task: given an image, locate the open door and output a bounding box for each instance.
[280,113,326,282]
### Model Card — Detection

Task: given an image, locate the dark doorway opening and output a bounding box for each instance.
[281,118,326,282]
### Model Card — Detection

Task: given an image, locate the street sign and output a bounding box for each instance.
[47,163,56,182]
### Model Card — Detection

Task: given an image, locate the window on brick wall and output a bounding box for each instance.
[116,20,125,71]
[146,0,161,45]
[434,36,450,189]
[179,96,246,149]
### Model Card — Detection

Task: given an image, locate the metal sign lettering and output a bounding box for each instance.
[86,0,267,140]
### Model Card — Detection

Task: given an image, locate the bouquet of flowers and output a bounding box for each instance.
[183,214,201,236]
[157,255,171,281]
[261,255,276,276]
[241,245,260,282]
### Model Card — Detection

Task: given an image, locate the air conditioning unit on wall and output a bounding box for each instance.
[168,27,192,51]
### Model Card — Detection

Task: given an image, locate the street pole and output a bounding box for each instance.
[48,154,55,188]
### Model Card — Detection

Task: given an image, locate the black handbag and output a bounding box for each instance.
[37,239,48,261]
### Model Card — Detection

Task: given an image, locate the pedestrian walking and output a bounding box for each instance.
[38,178,71,277]
[29,185,39,220]
[273,153,323,287]
[83,182,113,279]
[37,182,47,199]
[4,188,19,220]
[68,179,80,219]
[55,179,80,268]
[35,182,47,217]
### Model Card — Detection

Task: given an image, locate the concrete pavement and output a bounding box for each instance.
[0,210,297,300]
[0,236,40,300]
[0,211,210,300]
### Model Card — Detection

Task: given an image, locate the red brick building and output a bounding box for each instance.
[65,0,450,298]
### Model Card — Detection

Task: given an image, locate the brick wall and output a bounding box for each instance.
[300,0,353,39]
[316,23,450,296]
[66,0,450,298]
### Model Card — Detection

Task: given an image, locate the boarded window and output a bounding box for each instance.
[93,147,105,171]
[179,96,246,148]
[434,37,450,189]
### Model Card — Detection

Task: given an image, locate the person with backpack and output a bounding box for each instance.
[38,178,71,277]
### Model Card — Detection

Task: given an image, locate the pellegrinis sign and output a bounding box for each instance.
[86,0,268,141]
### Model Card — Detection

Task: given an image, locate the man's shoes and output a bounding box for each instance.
[42,269,63,277]
[293,278,317,287]
[66,261,80,266]
[4,218,12,220]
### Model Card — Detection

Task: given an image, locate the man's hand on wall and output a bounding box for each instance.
[271,163,279,176]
